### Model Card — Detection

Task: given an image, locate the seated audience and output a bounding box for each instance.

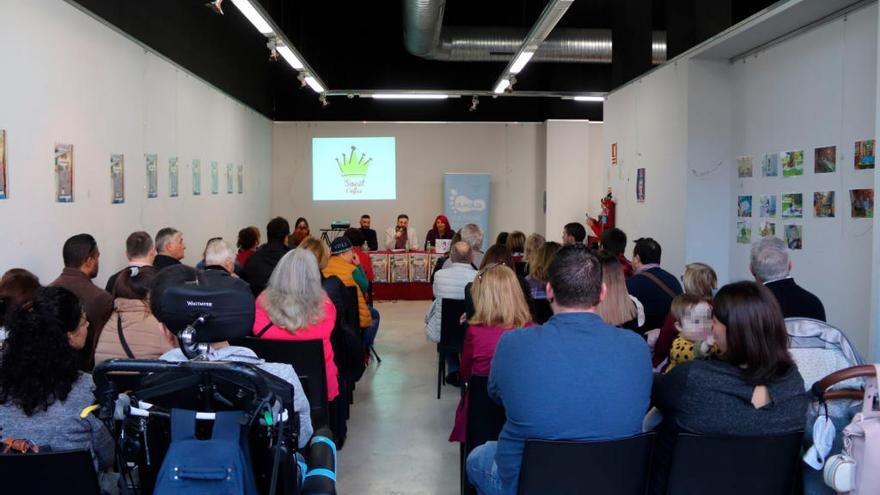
[651,281,807,494]
[242,216,291,296]
[625,237,683,333]
[652,262,717,369]
[450,263,532,443]
[0,286,114,470]
[344,228,375,284]
[505,231,526,260]
[300,237,347,317]
[96,265,171,362]
[495,232,509,246]
[522,233,545,269]
[50,234,113,371]
[0,269,41,343]
[461,223,486,267]
[562,222,587,246]
[430,231,463,281]
[154,265,313,447]
[253,249,339,402]
[104,231,156,292]
[464,244,534,321]
[323,237,377,349]
[153,227,186,269]
[425,214,454,249]
[201,238,250,293]
[525,242,561,300]
[594,250,642,331]
[236,225,261,268]
[663,294,718,372]
[466,245,652,495]
[751,236,825,321]
[288,217,310,249]
[359,214,379,251]
[600,227,633,278]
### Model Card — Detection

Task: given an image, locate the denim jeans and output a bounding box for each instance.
[467,441,507,495]
[364,307,380,349]
[446,352,460,374]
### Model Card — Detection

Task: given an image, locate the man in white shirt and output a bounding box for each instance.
[384,213,420,250]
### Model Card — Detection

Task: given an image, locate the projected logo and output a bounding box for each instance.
[336,146,373,195]
[448,189,487,213]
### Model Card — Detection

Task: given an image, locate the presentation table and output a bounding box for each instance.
[367,250,441,301]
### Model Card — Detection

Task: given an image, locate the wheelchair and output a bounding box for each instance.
[92,285,336,495]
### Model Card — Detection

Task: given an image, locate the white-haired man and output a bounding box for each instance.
[459,223,485,267]
[202,238,250,293]
[751,236,825,321]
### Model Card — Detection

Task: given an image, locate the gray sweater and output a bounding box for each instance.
[0,373,114,469]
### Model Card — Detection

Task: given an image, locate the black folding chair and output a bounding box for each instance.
[533,299,553,324]
[517,433,655,495]
[438,298,467,399]
[461,375,507,495]
[346,286,381,364]
[0,450,100,494]
[665,432,803,495]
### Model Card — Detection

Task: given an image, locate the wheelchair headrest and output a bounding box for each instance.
[157,285,255,343]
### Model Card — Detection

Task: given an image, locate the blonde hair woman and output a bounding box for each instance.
[595,251,643,331]
[523,233,545,264]
[450,264,532,443]
[526,241,561,300]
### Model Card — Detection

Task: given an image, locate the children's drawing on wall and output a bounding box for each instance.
[169,157,179,197]
[192,159,201,196]
[855,139,875,170]
[0,129,7,199]
[110,154,124,204]
[850,188,874,218]
[813,191,835,218]
[758,221,775,238]
[785,224,803,250]
[210,161,219,195]
[759,195,777,217]
[781,193,803,218]
[54,143,74,203]
[761,153,779,177]
[782,150,804,177]
[636,168,645,203]
[736,221,752,244]
[226,163,234,194]
[737,195,752,217]
[814,146,836,174]
[237,164,244,194]
[737,156,753,178]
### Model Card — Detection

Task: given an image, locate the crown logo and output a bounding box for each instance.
[336,146,372,177]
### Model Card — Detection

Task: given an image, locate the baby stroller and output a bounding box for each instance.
[786,317,865,495]
[93,285,335,495]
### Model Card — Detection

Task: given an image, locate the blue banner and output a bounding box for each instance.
[444,173,491,245]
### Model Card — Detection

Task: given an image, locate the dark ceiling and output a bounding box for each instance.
[71,0,777,122]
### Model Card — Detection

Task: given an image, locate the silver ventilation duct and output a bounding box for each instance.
[404,1,667,65]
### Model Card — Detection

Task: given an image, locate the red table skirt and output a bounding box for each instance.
[372,282,433,301]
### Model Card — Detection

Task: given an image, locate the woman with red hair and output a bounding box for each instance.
[425,214,454,249]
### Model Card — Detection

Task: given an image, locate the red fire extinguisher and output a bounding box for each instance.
[587,188,616,245]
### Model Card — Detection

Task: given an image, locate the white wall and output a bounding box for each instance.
[545,120,602,241]
[272,122,554,245]
[0,0,273,287]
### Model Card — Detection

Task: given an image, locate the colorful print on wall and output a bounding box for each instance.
[192,159,201,195]
[636,168,645,203]
[736,221,751,244]
[210,161,219,195]
[761,153,779,177]
[758,221,775,238]
[759,195,777,217]
[54,143,74,203]
[855,139,875,170]
[169,157,179,197]
[781,193,803,218]
[785,224,803,250]
[226,163,233,194]
[737,156,753,178]
[782,151,804,177]
[0,129,7,199]
[146,154,158,198]
[813,191,835,218]
[110,154,124,204]
[237,164,243,194]
[814,146,836,173]
[737,195,752,217]
[850,188,874,218]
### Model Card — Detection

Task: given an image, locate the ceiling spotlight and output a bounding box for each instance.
[206,0,224,15]
[493,79,511,94]
[319,95,329,108]
[297,73,307,88]
[469,96,479,112]
[573,96,605,102]
[268,47,279,62]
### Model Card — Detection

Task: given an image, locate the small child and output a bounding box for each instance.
[665,294,717,372]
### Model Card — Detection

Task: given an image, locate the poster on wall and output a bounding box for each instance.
[226,163,233,194]
[813,191,835,218]
[192,159,201,195]
[389,253,410,283]
[737,195,752,217]
[210,161,219,194]
[146,154,158,198]
[758,221,776,237]
[169,157,179,197]
[814,146,836,173]
[0,129,7,199]
[737,156,753,178]
[410,252,430,282]
[369,253,389,283]
[736,221,751,244]
[636,168,646,203]
[782,151,804,177]
[54,143,74,203]
[110,154,125,204]
[850,188,874,218]
[781,193,803,218]
[444,173,492,243]
[611,143,618,165]
[785,224,803,250]
[237,164,243,194]
[855,139,875,170]
[761,153,779,177]
[759,195,777,217]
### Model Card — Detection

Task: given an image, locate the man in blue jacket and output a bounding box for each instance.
[625,237,683,333]
[466,245,652,495]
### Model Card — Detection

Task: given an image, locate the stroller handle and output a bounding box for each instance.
[811,364,876,402]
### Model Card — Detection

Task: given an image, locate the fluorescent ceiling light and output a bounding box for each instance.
[494,79,511,94]
[574,96,605,102]
[276,45,304,70]
[371,94,449,100]
[230,0,273,35]
[509,51,535,74]
[304,76,325,93]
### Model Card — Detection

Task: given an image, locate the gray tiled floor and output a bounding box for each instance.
[336,300,461,495]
